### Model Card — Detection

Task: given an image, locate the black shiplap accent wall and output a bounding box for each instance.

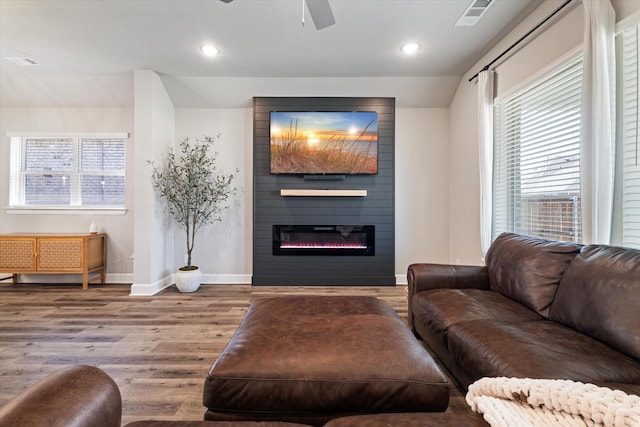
[253,97,395,286]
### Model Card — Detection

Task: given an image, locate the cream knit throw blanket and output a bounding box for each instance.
[466,377,640,427]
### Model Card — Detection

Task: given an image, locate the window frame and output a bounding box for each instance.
[492,50,584,243]
[6,132,129,215]
[614,15,640,249]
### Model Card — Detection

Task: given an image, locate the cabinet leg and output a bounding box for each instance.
[82,272,88,290]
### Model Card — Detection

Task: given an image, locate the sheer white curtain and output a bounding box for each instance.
[580,0,616,244]
[478,70,495,255]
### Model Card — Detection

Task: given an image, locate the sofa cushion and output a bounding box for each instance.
[549,244,640,360]
[413,289,543,333]
[413,288,544,376]
[412,288,543,364]
[447,319,640,384]
[485,233,581,317]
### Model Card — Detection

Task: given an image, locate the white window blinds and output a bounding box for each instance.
[618,23,640,248]
[493,55,583,242]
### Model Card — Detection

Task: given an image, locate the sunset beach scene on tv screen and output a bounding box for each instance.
[269,111,378,175]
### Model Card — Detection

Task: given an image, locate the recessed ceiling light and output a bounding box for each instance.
[401,43,420,55]
[200,44,219,57]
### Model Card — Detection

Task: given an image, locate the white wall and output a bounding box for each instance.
[449,0,584,265]
[174,108,252,281]
[8,0,635,286]
[447,0,640,265]
[492,4,583,99]
[130,70,176,294]
[395,108,450,282]
[0,98,451,289]
[615,0,640,20]
[1,5,564,291]
[448,78,483,265]
[0,107,134,281]
[172,107,451,285]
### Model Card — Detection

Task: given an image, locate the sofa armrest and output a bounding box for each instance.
[407,263,489,330]
[0,365,122,427]
[408,263,489,294]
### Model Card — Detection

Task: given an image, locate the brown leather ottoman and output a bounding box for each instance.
[203,296,449,427]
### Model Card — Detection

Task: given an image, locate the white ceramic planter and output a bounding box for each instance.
[174,268,202,293]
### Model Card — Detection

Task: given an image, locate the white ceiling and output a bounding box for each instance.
[0,0,540,108]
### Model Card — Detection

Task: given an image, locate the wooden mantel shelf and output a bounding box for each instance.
[280,189,368,197]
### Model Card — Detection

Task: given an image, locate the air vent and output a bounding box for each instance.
[5,57,41,66]
[455,0,495,26]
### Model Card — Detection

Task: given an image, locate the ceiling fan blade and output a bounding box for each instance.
[305,0,335,30]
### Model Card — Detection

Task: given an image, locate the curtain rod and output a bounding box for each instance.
[469,0,575,82]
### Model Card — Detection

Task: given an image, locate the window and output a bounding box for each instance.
[9,134,127,208]
[493,55,583,243]
[617,22,640,249]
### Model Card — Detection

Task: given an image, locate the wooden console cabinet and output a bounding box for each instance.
[0,233,106,290]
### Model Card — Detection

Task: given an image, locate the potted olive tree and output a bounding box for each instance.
[150,135,237,292]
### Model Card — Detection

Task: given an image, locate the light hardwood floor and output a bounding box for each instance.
[0,282,468,425]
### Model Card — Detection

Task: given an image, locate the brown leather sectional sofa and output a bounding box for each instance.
[409,232,640,392]
[3,232,638,426]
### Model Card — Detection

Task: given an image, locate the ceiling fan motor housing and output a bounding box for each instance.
[219,0,335,30]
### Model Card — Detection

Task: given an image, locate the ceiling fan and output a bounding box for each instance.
[219,0,335,30]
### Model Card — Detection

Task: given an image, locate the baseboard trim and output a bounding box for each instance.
[130,275,174,296]
[201,274,252,284]
[1,273,134,285]
[106,273,133,283]
[129,274,251,296]
[395,274,408,285]
[2,273,398,288]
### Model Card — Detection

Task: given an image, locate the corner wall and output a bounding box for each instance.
[0,107,134,282]
[448,0,585,265]
[130,70,176,295]
[395,107,450,280]
[447,0,640,265]
[174,108,252,283]
[0,76,462,287]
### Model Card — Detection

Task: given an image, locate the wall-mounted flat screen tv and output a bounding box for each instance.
[270,111,378,175]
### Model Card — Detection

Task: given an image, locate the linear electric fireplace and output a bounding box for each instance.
[273,225,375,256]
[253,97,395,286]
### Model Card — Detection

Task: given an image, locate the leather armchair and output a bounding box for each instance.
[0,365,122,427]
